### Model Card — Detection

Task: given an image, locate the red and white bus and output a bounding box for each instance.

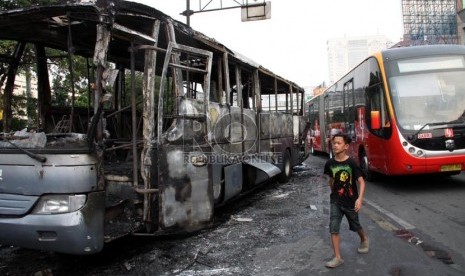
[307,45,465,180]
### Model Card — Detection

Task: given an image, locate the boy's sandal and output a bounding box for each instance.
[325,257,344,268]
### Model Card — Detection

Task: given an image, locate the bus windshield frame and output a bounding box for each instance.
[387,55,465,130]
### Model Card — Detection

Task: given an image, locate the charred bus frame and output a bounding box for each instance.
[0,0,307,254]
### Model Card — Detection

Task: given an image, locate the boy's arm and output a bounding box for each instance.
[328,177,334,191]
[355,176,365,212]
[322,165,333,190]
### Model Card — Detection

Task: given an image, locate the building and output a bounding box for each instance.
[12,74,38,99]
[457,0,465,45]
[327,35,392,84]
[312,83,326,97]
[0,73,38,122]
[401,0,459,45]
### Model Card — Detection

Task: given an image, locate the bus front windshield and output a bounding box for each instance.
[389,56,465,130]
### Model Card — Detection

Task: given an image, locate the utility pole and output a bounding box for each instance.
[182,0,194,26]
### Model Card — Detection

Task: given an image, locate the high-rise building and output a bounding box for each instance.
[456,0,465,45]
[402,0,458,45]
[327,35,392,84]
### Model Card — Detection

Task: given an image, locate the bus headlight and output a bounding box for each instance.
[32,194,87,214]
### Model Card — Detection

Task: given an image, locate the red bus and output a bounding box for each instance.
[307,45,465,180]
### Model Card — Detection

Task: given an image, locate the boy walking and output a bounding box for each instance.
[323,133,369,268]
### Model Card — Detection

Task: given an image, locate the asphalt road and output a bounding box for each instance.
[303,154,465,276]
[1,154,464,276]
[362,158,465,274]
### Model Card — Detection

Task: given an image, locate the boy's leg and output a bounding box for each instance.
[328,203,344,266]
[357,228,369,253]
[326,232,344,268]
[342,206,369,253]
[357,228,368,242]
[331,233,342,259]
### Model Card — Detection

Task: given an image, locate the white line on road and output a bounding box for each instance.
[364,199,416,230]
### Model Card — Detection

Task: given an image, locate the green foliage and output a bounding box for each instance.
[123,71,144,110]
[0,40,17,89]
[51,75,69,107]
[0,1,91,132]
[0,1,163,132]
[8,93,38,130]
[45,47,91,108]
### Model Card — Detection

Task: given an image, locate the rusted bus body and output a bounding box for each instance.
[0,1,307,254]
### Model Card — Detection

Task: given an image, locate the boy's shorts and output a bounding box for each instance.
[329,203,362,234]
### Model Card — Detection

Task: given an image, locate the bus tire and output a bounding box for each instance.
[360,150,376,181]
[278,150,291,183]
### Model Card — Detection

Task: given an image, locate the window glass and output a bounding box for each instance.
[397,56,465,73]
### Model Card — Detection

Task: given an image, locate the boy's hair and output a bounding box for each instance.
[332,133,352,144]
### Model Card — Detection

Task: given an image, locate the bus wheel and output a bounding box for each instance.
[278,150,291,183]
[360,151,375,181]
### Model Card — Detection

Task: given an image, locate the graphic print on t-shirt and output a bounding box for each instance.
[331,164,355,205]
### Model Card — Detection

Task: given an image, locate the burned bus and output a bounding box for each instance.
[0,1,308,254]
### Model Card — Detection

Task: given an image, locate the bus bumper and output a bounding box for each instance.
[0,191,105,255]
[426,161,464,174]
[398,156,465,175]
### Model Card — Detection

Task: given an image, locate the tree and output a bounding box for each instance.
[0,1,90,131]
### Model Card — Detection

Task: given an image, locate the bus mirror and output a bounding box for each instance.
[371,111,381,130]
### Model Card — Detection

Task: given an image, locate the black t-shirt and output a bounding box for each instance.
[324,157,364,208]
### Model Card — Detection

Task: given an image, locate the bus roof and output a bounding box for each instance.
[314,44,465,98]
[0,0,303,90]
[381,44,465,60]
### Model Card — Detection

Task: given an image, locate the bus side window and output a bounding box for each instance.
[242,85,249,108]
[241,72,253,109]
[366,83,391,138]
[365,58,392,139]
[210,80,218,102]
[228,63,239,106]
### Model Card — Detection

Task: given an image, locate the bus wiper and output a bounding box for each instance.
[1,136,47,163]
[408,121,465,141]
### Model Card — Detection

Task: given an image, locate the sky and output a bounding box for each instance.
[131,0,404,88]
